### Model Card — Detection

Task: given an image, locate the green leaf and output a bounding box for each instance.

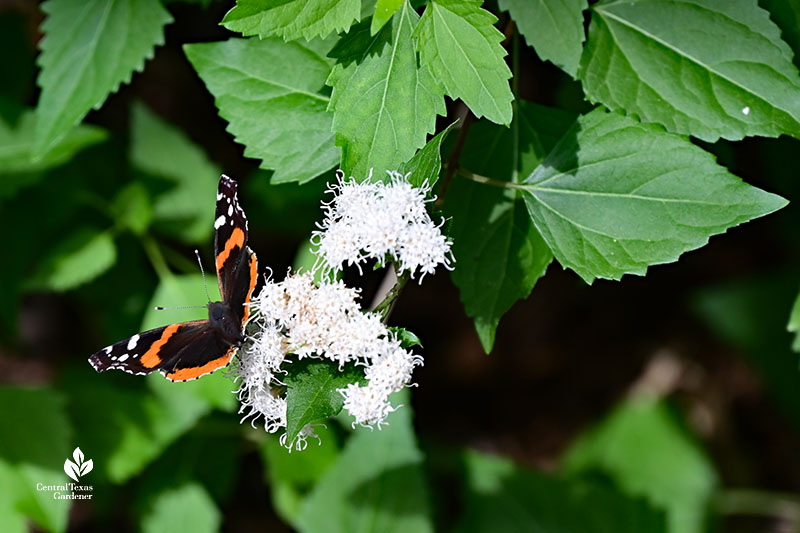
[562,398,717,533]
[260,424,341,527]
[297,395,433,533]
[0,111,106,175]
[388,326,422,349]
[141,483,220,533]
[34,0,172,153]
[0,387,72,533]
[447,102,574,351]
[111,182,153,236]
[65,369,211,483]
[448,184,551,352]
[222,0,360,41]
[371,0,403,35]
[414,0,512,124]
[790,288,800,352]
[579,0,800,141]
[284,359,364,445]
[398,121,456,188]
[130,103,219,244]
[760,0,800,69]
[29,228,117,291]
[327,1,445,178]
[498,0,587,77]
[456,450,666,533]
[520,108,787,283]
[184,38,339,184]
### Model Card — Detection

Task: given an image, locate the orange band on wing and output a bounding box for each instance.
[241,252,259,326]
[140,324,182,368]
[216,227,245,275]
[164,347,235,381]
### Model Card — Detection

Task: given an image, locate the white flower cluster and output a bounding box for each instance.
[312,170,454,280]
[234,272,423,448]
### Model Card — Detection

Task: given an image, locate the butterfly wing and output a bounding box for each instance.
[214,174,261,327]
[214,174,249,303]
[89,320,236,382]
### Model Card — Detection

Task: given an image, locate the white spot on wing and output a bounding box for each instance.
[127,334,139,350]
[104,346,112,354]
[228,204,233,216]
[217,192,223,200]
[215,215,226,229]
[118,354,129,362]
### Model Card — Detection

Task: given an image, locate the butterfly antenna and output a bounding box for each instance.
[154,304,207,311]
[195,249,212,304]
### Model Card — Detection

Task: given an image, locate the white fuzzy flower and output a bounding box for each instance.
[312,170,454,280]
[232,272,424,442]
[339,382,397,428]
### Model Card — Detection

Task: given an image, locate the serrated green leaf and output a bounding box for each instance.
[0,111,106,175]
[447,102,574,351]
[0,387,72,533]
[562,398,717,533]
[388,326,422,349]
[29,228,116,291]
[327,1,445,178]
[185,38,339,184]
[498,0,587,76]
[297,395,433,533]
[141,483,220,533]
[222,0,360,41]
[456,450,667,533]
[789,288,800,352]
[520,108,787,283]
[34,0,172,153]
[414,0,512,124]
[327,18,392,66]
[760,0,800,69]
[372,0,403,34]
[398,121,456,188]
[579,0,800,141]
[130,103,218,243]
[284,359,364,445]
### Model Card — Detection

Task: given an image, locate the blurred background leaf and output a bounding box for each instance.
[561,398,717,533]
[455,449,667,532]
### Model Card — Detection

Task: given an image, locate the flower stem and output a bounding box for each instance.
[373,266,410,321]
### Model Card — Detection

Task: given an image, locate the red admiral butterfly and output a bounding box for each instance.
[88,175,260,381]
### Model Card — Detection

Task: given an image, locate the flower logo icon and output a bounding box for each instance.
[63,447,92,482]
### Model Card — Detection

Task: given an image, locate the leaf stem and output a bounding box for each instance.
[141,235,172,281]
[457,169,524,190]
[372,266,410,321]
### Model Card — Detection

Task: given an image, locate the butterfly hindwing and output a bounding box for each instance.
[89,320,209,376]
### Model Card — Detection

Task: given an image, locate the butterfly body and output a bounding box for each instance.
[88,175,260,382]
